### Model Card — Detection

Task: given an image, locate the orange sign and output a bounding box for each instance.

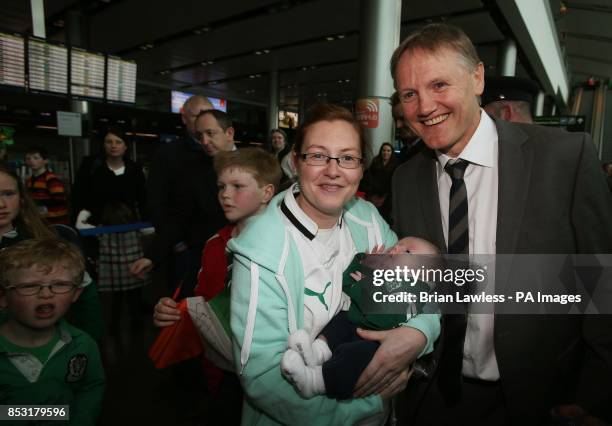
[355,98,379,128]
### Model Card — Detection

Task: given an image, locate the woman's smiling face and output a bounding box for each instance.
[295,120,363,228]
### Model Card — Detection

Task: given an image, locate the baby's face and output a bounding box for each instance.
[0,264,82,332]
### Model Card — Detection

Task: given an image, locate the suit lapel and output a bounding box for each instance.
[495,119,532,254]
[418,151,447,252]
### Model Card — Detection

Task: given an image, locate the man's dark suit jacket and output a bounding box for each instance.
[392,117,612,424]
[145,136,226,265]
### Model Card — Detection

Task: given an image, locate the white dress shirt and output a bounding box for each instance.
[435,110,500,380]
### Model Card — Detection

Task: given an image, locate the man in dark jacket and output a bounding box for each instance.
[134,106,235,292]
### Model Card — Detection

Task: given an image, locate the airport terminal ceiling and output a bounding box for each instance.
[1,0,611,112]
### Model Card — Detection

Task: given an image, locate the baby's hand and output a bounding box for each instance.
[350,271,363,282]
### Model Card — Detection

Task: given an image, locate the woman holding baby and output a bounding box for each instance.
[229,103,440,425]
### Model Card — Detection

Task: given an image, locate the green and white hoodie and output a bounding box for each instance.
[229,187,440,426]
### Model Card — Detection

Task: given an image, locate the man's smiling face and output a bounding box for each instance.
[395,47,484,157]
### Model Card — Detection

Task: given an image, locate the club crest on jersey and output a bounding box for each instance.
[65,354,88,383]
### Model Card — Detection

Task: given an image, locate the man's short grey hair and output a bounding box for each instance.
[390,23,481,88]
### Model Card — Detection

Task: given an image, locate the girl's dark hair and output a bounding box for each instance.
[370,142,397,170]
[0,164,56,239]
[293,103,369,162]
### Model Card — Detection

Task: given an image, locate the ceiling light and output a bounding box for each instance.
[337,34,345,39]
[263,49,270,54]
[326,36,334,41]
[207,60,214,64]
[255,51,262,55]
[209,81,218,85]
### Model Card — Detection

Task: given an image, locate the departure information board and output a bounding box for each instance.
[106,56,136,103]
[0,32,25,88]
[71,47,105,99]
[28,38,68,94]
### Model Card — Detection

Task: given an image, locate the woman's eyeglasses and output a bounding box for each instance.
[300,152,363,169]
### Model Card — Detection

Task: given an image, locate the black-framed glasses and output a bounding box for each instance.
[300,152,363,169]
[4,282,78,296]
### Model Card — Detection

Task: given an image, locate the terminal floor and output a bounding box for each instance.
[97,269,228,426]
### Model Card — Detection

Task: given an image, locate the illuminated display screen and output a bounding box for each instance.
[70,47,105,99]
[0,32,25,88]
[28,38,68,94]
[106,55,137,103]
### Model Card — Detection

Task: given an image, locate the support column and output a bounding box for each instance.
[268,70,279,133]
[66,9,91,167]
[498,39,517,77]
[535,91,545,117]
[357,0,401,160]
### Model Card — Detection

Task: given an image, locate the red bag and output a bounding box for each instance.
[148,287,204,369]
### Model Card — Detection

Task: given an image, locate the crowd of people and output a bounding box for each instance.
[0,22,611,426]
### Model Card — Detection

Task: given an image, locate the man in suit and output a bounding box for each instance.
[147,95,213,231]
[390,23,612,425]
[132,109,235,286]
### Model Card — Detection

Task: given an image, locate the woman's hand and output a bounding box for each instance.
[378,367,413,402]
[353,327,426,398]
[153,297,181,327]
[129,258,154,279]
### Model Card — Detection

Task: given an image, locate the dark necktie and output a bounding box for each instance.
[438,159,469,403]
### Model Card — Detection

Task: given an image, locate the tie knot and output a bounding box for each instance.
[444,159,469,180]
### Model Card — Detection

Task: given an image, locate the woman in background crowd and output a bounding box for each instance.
[72,126,148,337]
[269,128,296,185]
[361,142,398,223]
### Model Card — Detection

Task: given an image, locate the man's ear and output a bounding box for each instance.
[500,104,513,121]
[71,287,84,303]
[261,184,275,204]
[473,62,485,96]
[226,126,235,140]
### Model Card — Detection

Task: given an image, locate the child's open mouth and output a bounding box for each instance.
[35,304,55,319]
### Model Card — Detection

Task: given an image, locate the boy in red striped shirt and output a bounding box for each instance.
[25,146,69,225]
